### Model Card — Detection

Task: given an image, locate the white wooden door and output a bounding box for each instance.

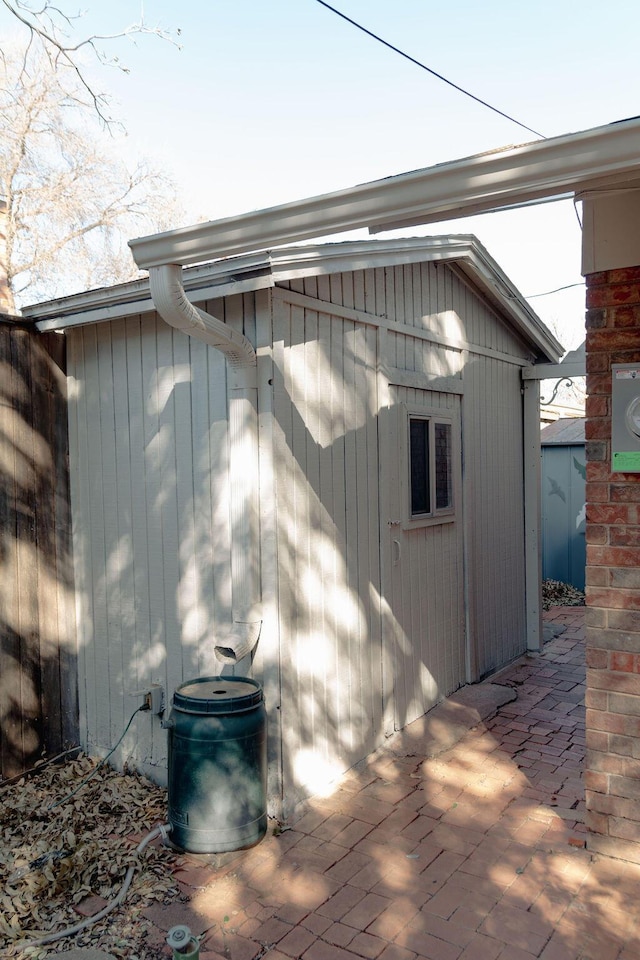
[383,388,466,732]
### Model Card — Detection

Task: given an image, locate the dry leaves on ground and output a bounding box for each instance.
[542,578,585,610]
[0,754,179,959]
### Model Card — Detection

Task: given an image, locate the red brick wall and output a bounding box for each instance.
[585,265,640,863]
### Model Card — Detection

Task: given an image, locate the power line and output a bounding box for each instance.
[314,0,545,140]
[526,281,585,299]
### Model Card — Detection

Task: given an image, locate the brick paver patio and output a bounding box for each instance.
[136,607,640,959]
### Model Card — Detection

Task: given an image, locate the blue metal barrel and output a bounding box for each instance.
[166,676,267,853]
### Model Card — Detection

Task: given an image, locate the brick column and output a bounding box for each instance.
[584,266,640,863]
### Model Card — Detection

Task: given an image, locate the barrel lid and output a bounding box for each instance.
[173,676,263,714]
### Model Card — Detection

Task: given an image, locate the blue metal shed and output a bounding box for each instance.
[541,418,586,590]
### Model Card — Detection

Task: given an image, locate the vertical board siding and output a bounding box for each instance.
[408,266,530,680]
[272,292,383,813]
[384,261,529,688]
[463,356,527,677]
[66,254,534,806]
[277,259,532,753]
[0,326,76,778]
[388,386,464,730]
[68,314,233,776]
[541,444,586,591]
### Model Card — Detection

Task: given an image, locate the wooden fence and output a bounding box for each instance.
[0,321,77,778]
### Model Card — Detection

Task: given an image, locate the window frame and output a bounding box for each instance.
[402,406,457,530]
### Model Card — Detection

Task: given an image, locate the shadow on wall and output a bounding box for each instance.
[265,303,520,814]
[269,352,460,812]
[70,281,529,812]
[78,312,460,798]
[0,323,77,778]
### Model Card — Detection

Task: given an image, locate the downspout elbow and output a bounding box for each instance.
[215,619,262,664]
[149,263,257,377]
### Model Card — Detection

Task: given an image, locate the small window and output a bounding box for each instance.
[434,421,452,510]
[408,415,454,521]
[409,418,430,515]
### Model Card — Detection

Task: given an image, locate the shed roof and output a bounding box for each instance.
[540,418,585,445]
[23,235,562,362]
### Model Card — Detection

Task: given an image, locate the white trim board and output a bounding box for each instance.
[273,286,538,369]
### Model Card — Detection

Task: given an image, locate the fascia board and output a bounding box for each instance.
[30,239,465,328]
[27,267,274,331]
[129,118,640,269]
[25,234,558,360]
[33,295,155,331]
[523,341,586,379]
[522,360,584,380]
[28,237,478,328]
[451,255,563,363]
[23,276,154,321]
[267,235,485,279]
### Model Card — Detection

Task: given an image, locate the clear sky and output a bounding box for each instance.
[4,0,640,349]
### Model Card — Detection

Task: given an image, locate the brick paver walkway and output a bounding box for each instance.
[139,607,640,959]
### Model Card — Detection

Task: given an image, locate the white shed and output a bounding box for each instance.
[27,235,561,816]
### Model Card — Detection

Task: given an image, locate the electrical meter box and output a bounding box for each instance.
[612,363,640,472]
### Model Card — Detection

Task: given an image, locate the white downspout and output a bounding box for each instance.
[149,264,262,664]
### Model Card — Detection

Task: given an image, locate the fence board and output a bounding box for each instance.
[0,322,76,778]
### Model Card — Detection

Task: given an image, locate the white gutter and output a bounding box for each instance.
[129,117,640,269]
[150,264,262,665]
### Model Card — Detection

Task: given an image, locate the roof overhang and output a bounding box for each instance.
[129,117,640,270]
[23,236,562,362]
[522,341,585,380]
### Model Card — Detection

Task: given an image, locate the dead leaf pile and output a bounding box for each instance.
[542,578,585,610]
[0,754,178,958]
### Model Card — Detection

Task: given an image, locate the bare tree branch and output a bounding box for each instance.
[0,44,184,308]
[0,0,181,125]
